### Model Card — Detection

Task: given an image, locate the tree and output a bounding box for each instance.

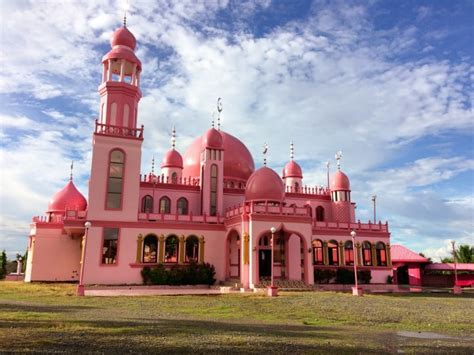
[0,250,6,279]
[441,244,474,263]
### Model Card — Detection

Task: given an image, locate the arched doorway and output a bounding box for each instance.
[227,230,241,279]
[397,266,409,285]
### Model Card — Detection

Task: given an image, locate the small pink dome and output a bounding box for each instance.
[183,130,255,182]
[245,167,285,202]
[202,128,224,149]
[282,160,303,178]
[47,181,87,213]
[331,170,350,191]
[110,26,136,50]
[161,149,183,169]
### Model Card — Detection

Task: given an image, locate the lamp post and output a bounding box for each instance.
[351,230,362,296]
[371,195,377,223]
[451,240,462,294]
[268,227,278,297]
[76,221,91,296]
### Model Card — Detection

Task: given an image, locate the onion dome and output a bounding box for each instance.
[183,130,255,181]
[331,170,350,191]
[110,26,136,50]
[202,128,224,149]
[282,160,303,178]
[161,149,183,169]
[245,167,285,202]
[47,181,87,213]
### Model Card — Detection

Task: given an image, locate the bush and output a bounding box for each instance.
[314,269,336,284]
[141,262,216,286]
[386,275,393,284]
[359,270,372,284]
[334,269,372,284]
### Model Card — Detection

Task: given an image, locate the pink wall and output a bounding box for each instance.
[287,234,302,280]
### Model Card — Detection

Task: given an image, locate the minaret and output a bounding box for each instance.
[330,151,352,222]
[160,127,184,183]
[87,20,143,220]
[282,141,303,193]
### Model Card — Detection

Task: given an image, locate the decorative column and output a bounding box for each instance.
[119,59,125,82]
[135,234,143,263]
[243,233,249,265]
[371,244,377,266]
[178,235,185,264]
[199,236,205,264]
[107,59,113,81]
[386,243,392,267]
[338,241,345,266]
[355,242,362,266]
[158,235,165,263]
[323,241,329,265]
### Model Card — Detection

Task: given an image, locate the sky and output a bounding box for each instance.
[0,0,472,260]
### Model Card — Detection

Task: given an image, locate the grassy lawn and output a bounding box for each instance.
[0,282,473,353]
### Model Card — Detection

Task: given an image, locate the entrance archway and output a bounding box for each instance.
[227,230,240,279]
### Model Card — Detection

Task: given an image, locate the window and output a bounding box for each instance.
[313,240,323,265]
[344,240,354,266]
[141,195,153,213]
[165,235,179,263]
[294,182,299,192]
[159,196,171,214]
[102,228,119,264]
[362,241,372,266]
[171,172,178,184]
[274,235,285,263]
[142,235,158,263]
[210,164,218,216]
[106,150,125,209]
[259,235,269,246]
[327,240,339,265]
[315,206,325,221]
[185,235,199,263]
[376,242,387,266]
[177,197,188,215]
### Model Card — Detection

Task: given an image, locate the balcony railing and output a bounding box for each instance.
[285,185,330,196]
[95,120,144,139]
[32,210,87,224]
[313,220,389,232]
[141,174,200,186]
[138,212,223,224]
[225,201,311,218]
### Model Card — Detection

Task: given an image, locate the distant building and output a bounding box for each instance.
[25,23,393,288]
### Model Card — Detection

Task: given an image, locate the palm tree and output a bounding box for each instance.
[456,244,474,263]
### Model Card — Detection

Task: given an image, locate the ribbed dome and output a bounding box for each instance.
[183,130,255,182]
[161,149,183,169]
[282,160,303,178]
[110,26,136,50]
[331,170,350,191]
[47,181,87,213]
[245,167,285,202]
[202,128,223,149]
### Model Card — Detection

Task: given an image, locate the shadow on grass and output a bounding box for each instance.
[0,302,92,314]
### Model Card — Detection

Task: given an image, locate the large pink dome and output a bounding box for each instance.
[245,167,285,202]
[47,181,87,213]
[331,170,350,191]
[202,128,223,149]
[183,130,255,182]
[161,149,183,169]
[282,160,303,178]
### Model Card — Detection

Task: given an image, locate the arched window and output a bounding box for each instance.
[315,206,325,221]
[171,172,178,184]
[177,197,188,215]
[185,235,199,263]
[294,182,299,192]
[165,235,179,263]
[362,241,372,266]
[376,242,387,266]
[106,149,125,209]
[327,240,339,265]
[312,240,323,265]
[159,196,171,214]
[210,164,218,216]
[142,235,158,263]
[259,235,269,246]
[141,195,153,213]
[344,240,354,266]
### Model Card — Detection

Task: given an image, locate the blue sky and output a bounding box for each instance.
[0,0,472,259]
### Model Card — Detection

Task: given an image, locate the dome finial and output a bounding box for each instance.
[217,97,223,131]
[151,155,155,175]
[123,0,129,27]
[69,161,74,181]
[290,141,294,161]
[335,150,343,170]
[263,143,268,166]
[171,126,176,149]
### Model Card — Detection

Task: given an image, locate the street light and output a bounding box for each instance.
[76,221,91,296]
[451,240,462,294]
[351,230,362,296]
[268,227,278,297]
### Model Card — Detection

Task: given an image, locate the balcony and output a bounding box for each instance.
[313,220,389,232]
[138,212,224,224]
[225,201,311,218]
[95,120,144,139]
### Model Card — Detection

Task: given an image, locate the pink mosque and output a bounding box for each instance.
[24,23,399,290]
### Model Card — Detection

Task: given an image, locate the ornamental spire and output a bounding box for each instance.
[69,161,74,181]
[151,155,155,175]
[263,143,268,166]
[217,97,223,131]
[171,126,176,149]
[335,150,343,170]
[290,141,294,161]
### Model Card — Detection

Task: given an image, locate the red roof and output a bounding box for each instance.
[391,245,429,263]
[425,263,474,271]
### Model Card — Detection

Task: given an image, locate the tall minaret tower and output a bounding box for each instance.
[87,20,143,221]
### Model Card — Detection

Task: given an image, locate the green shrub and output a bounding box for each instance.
[386,275,393,284]
[150,264,169,285]
[141,262,216,286]
[314,269,336,284]
[359,270,372,284]
[336,269,354,284]
[141,266,152,285]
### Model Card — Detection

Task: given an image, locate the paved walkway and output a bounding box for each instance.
[84,286,227,297]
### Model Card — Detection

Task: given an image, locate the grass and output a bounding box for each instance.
[0,282,473,353]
